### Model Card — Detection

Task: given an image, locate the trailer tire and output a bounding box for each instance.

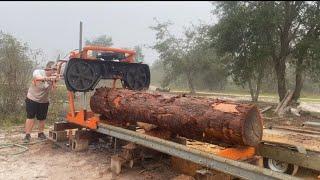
[263,157,298,175]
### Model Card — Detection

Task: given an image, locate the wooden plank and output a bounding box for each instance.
[274,91,290,113]
[257,143,320,171]
[263,128,320,152]
[53,121,83,131]
[271,125,320,136]
[302,121,320,129]
[277,91,294,116]
[260,106,272,114]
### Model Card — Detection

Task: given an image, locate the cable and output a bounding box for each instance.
[0,139,47,156]
[0,143,28,155]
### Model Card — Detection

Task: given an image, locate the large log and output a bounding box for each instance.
[90,87,263,146]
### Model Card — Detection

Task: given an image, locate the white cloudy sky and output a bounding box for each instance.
[0,1,216,65]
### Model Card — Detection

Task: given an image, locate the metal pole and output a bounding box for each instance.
[79,21,83,58]
[83,92,87,111]
[79,21,86,111]
[113,137,117,154]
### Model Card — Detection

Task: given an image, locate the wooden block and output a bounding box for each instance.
[137,122,158,131]
[171,157,233,180]
[111,155,126,175]
[171,156,201,177]
[49,131,53,139]
[195,172,232,180]
[173,136,188,145]
[171,174,195,180]
[243,155,263,167]
[71,138,89,151]
[75,129,91,140]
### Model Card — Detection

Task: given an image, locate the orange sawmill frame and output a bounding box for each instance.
[65,91,100,129]
[69,45,136,63]
[64,45,136,129]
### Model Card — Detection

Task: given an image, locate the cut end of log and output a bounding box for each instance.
[242,106,263,146]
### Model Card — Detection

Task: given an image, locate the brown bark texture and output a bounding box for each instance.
[90,87,263,147]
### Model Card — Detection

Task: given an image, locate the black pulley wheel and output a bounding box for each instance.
[65,61,97,91]
[124,66,149,90]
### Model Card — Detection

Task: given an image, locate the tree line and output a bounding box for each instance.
[150,1,320,103]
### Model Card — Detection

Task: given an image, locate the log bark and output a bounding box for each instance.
[90,87,263,147]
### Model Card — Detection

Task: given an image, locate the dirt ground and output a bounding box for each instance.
[1,125,319,180]
[0,127,179,180]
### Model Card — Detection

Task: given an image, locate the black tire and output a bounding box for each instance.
[263,157,296,175]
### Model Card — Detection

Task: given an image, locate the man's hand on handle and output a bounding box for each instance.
[33,76,59,92]
[44,76,57,81]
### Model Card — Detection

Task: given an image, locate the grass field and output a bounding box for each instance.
[170,89,320,103]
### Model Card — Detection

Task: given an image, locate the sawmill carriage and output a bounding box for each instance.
[64,46,150,92]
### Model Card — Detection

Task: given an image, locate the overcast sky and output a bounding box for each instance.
[0,1,216,65]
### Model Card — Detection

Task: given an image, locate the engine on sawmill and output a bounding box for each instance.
[96,52,126,61]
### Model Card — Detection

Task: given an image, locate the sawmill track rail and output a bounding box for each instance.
[95,123,300,180]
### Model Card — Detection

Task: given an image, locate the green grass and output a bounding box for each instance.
[0,85,68,129]
[0,111,26,129]
[169,88,320,103]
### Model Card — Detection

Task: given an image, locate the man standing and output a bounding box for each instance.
[24,61,56,142]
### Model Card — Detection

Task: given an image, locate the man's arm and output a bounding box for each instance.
[33,70,56,82]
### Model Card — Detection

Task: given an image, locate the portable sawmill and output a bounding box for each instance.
[44,22,318,179]
[48,44,305,179]
[52,44,263,147]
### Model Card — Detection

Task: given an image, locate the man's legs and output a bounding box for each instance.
[25,118,35,134]
[25,98,37,142]
[37,102,49,140]
[37,120,46,140]
[38,120,45,133]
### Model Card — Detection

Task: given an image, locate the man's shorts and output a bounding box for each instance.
[25,98,49,120]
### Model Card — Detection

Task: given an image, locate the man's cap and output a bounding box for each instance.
[44,61,57,71]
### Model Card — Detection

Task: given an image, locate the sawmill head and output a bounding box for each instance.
[63,46,150,92]
[64,58,150,92]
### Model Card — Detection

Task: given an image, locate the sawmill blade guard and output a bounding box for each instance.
[64,58,150,92]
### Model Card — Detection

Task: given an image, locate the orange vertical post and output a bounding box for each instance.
[68,91,75,117]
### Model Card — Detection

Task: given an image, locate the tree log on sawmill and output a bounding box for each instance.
[90,87,263,147]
